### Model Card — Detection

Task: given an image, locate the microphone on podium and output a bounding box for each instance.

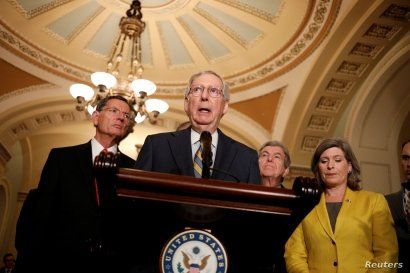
[200,131,213,179]
[199,131,241,182]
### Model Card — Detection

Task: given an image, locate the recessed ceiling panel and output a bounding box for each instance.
[46,1,103,43]
[157,20,193,67]
[9,0,72,18]
[195,2,263,48]
[141,26,154,66]
[178,14,230,61]
[86,13,121,57]
[216,0,283,22]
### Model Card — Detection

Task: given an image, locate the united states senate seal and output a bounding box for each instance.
[160,229,228,273]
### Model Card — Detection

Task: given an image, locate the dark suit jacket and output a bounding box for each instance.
[0,268,15,273]
[386,188,410,272]
[15,141,134,273]
[135,128,261,184]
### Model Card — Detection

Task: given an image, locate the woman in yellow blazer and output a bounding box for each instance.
[285,138,398,273]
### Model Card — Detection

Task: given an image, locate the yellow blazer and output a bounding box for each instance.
[285,188,398,273]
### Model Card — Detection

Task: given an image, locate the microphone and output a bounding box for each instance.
[200,131,213,179]
[209,167,240,182]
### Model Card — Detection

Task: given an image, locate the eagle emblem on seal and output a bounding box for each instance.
[181,246,210,273]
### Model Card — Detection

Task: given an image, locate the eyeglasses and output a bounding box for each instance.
[189,86,223,98]
[102,107,134,121]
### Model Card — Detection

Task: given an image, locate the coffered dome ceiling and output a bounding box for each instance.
[1,0,340,96]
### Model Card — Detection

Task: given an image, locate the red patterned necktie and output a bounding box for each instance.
[94,149,108,206]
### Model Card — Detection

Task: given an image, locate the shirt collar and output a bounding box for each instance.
[91,138,118,162]
[190,129,218,148]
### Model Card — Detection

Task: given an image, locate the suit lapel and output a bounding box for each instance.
[212,130,237,180]
[315,193,336,241]
[169,128,194,176]
[75,142,95,198]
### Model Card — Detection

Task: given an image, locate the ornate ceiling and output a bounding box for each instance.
[1,0,339,96]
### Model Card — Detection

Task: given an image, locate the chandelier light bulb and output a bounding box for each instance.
[91,72,117,89]
[87,104,96,115]
[130,79,156,96]
[69,84,94,101]
[145,98,169,114]
[135,112,146,123]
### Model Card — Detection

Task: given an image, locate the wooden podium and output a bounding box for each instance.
[94,159,320,273]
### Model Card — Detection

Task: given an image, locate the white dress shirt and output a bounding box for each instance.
[91,138,118,163]
[190,129,218,167]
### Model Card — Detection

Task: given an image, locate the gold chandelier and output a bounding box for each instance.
[69,0,168,124]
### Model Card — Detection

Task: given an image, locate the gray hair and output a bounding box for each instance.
[258,140,291,169]
[185,70,230,100]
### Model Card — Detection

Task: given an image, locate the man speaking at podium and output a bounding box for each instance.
[136,70,260,184]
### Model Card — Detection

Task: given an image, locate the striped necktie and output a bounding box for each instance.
[404,187,410,231]
[193,144,203,178]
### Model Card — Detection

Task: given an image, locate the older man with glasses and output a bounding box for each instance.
[15,96,136,273]
[136,70,260,184]
[258,141,291,188]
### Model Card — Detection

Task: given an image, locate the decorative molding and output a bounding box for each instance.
[7,0,72,19]
[0,141,11,164]
[289,165,314,179]
[316,96,343,112]
[293,1,408,160]
[364,23,401,40]
[325,78,354,95]
[381,4,410,22]
[0,84,56,103]
[1,0,342,95]
[227,0,341,89]
[301,135,323,151]
[215,0,284,23]
[59,112,76,122]
[337,61,368,76]
[5,110,87,143]
[34,115,52,127]
[11,123,29,137]
[0,21,89,81]
[307,114,333,131]
[349,42,383,58]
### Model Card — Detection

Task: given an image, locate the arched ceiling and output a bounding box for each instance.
[0,0,339,96]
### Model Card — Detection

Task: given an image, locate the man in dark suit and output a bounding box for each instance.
[133,70,260,273]
[386,140,410,273]
[15,96,136,273]
[0,253,15,273]
[136,70,260,183]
